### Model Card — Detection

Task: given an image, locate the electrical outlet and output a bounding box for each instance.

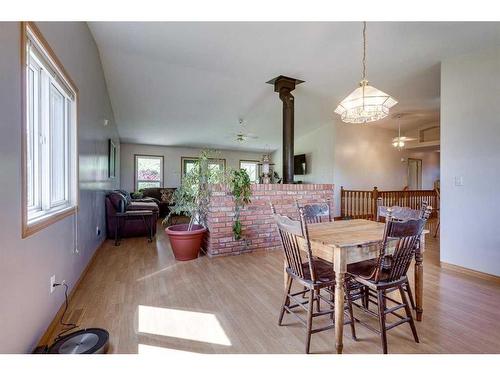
[50,275,56,294]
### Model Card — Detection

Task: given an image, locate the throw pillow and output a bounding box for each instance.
[160,189,174,204]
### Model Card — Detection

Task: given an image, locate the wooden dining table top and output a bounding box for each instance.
[307,219,429,249]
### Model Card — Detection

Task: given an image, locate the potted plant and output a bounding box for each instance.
[228,169,252,240]
[163,150,224,261]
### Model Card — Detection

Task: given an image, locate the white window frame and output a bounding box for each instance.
[239,160,260,183]
[181,157,226,178]
[134,155,164,191]
[22,22,78,238]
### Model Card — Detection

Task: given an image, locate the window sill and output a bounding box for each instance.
[22,205,77,238]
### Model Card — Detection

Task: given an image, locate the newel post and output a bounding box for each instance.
[340,186,345,218]
[372,186,379,220]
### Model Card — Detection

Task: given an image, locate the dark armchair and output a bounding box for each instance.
[105,191,159,243]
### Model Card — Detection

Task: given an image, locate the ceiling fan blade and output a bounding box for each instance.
[393,136,417,142]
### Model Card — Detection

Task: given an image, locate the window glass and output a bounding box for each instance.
[239,161,259,183]
[182,158,225,178]
[136,155,163,190]
[50,83,67,205]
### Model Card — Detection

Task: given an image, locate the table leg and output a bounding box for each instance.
[333,246,347,354]
[415,233,426,321]
[334,271,345,353]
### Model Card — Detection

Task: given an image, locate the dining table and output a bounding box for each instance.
[286,219,429,354]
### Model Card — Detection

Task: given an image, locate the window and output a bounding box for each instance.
[22,22,78,237]
[135,155,164,190]
[181,157,226,178]
[239,160,260,183]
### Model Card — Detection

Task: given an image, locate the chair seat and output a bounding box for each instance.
[297,259,361,290]
[127,201,159,212]
[301,259,335,283]
[347,259,391,283]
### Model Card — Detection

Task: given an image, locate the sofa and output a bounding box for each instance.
[139,187,176,218]
[105,190,159,240]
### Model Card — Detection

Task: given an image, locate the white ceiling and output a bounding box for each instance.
[88,22,500,152]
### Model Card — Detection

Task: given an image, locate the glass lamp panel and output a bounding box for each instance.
[335,84,398,123]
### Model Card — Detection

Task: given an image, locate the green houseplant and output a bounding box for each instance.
[228,169,252,240]
[163,150,224,260]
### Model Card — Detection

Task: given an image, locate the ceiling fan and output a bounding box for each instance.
[392,114,417,150]
[227,119,259,144]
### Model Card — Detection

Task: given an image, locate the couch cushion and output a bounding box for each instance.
[141,187,161,201]
[160,188,175,204]
[127,201,159,213]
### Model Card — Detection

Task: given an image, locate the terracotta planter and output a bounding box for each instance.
[165,224,206,261]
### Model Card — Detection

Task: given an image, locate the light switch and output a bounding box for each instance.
[454,176,464,186]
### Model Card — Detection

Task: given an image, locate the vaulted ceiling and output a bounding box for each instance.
[88,22,500,151]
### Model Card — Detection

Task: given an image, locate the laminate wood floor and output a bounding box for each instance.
[49,219,500,354]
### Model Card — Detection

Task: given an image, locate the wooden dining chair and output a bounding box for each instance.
[295,199,333,303]
[271,203,358,354]
[296,199,332,224]
[348,206,432,354]
[374,197,430,311]
[433,187,440,238]
[376,197,428,222]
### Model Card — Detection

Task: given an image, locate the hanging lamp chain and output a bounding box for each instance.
[362,21,367,81]
[398,115,401,138]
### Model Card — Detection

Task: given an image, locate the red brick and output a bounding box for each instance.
[206,184,334,257]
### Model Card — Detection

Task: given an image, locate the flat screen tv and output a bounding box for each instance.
[294,154,307,175]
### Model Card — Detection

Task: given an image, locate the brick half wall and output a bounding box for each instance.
[207,184,334,257]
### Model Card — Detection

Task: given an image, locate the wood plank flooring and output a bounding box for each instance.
[47,219,500,354]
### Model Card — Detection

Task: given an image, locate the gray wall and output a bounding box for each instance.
[0,22,119,352]
[441,48,500,276]
[273,122,420,217]
[120,143,263,191]
[406,150,440,190]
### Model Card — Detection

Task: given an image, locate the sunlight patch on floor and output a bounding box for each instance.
[137,305,232,346]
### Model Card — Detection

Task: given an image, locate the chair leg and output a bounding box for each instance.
[114,218,119,246]
[377,290,388,354]
[142,215,153,243]
[315,288,321,313]
[305,287,314,354]
[399,285,419,343]
[330,286,335,319]
[345,283,357,341]
[301,286,307,299]
[363,286,370,309]
[404,282,416,311]
[433,219,440,238]
[115,216,121,246]
[278,276,293,326]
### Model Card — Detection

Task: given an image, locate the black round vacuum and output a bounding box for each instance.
[48,328,109,354]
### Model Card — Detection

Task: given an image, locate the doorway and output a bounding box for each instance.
[407,158,422,190]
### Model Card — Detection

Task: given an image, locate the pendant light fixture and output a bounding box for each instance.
[335,22,398,124]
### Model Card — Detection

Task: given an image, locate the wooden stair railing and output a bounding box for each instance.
[340,186,438,221]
